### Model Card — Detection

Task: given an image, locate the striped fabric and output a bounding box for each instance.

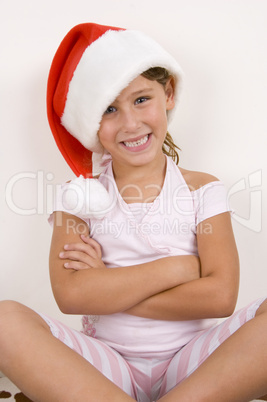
[39,298,265,402]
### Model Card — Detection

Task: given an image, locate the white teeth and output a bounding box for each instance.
[124,135,149,148]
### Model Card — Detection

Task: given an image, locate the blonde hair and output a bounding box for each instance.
[141,67,180,165]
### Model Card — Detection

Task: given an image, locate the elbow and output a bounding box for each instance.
[52,285,82,315]
[57,299,77,315]
[52,283,106,315]
[54,297,74,316]
[214,290,238,318]
[218,299,236,318]
[206,272,239,318]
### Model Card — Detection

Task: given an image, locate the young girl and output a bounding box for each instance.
[0,22,267,402]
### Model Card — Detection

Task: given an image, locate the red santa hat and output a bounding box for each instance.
[47,22,183,177]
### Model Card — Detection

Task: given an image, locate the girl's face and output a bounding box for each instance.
[98,74,175,170]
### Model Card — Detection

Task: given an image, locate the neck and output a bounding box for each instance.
[113,152,165,179]
[112,153,167,203]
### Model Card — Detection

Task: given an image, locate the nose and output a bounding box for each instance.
[120,108,141,133]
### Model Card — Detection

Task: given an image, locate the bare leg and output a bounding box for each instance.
[0,301,134,402]
[159,300,267,402]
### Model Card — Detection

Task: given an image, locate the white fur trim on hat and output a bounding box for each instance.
[61,29,183,153]
[54,176,112,219]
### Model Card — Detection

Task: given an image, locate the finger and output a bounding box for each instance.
[63,261,91,270]
[63,242,98,259]
[59,250,95,265]
[81,235,102,258]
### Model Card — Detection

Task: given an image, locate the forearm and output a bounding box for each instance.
[127,213,240,322]
[50,212,200,316]
[125,274,239,321]
[50,255,199,315]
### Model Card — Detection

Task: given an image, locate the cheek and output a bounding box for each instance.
[98,123,113,146]
[151,107,168,130]
[97,129,104,145]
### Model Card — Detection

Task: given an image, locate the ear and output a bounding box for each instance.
[165,77,176,111]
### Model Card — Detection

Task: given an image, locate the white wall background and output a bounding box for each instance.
[1,0,267,331]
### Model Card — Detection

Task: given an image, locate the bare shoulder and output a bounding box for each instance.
[179,167,219,192]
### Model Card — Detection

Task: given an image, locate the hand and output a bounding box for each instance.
[59,235,106,270]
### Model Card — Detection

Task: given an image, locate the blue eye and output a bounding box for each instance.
[104,106,117,114]
[135,97,149,105]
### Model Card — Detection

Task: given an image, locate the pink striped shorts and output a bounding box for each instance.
[39,298,265,402]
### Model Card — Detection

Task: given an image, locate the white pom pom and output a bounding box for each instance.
[60,176,112,219]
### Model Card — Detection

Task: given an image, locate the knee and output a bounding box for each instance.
[0,300,48,343]
[0,301,50,371]
[0,300,22,320]
[0,301,28,338]
[0,301,27,363]
[0,299,24,312]
[0,300,29,322]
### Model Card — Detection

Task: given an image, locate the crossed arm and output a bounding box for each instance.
[49,210,239,320]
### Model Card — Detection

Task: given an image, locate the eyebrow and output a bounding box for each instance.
[131,88,154,96]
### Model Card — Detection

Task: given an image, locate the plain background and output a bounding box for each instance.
[1,0,267,332]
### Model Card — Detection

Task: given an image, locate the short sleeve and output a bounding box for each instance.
[193,181,231,226]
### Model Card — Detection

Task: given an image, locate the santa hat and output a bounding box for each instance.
[47,22,183,177]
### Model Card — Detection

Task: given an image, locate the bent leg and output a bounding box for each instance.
[159,298,267,402]
[0,301,135,402]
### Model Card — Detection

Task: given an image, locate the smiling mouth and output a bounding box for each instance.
[123,134,149,148]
